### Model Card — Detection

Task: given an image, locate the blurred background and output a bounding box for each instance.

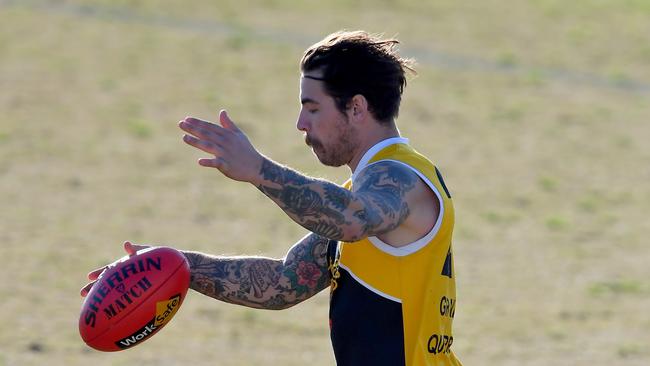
[1,0,649,365]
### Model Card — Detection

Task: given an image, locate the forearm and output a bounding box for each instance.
[183,251,287,309]
[252,158,418,242]
[182,247,329,310]
[253,158,367,241]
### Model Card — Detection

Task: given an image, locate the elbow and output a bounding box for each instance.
[259,297,302,311]
[268,302,299,311]
[337,224,371,242]
[336,208,380,242]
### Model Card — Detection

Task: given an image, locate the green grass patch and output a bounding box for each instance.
[496,51,518,68]
[618,343,647,358]
[577,197,599,213]
[524,69,546,87]
[2,1,649,365]
[545,216,569,231]
[538,176,558,192]
[588,280,647,296]
[125,118,154,139]
[481,210,521,225]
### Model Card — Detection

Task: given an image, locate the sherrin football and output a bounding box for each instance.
[79,246,190,351]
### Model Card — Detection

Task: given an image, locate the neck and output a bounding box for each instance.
[347,123,401,173]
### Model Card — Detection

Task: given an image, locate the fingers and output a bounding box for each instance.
[198,157,227,169]
[179,116,226,141]
[81,241,150,297]
[219,110,240,132]
[81,266,106,297]
[182,134,224,156]
[124,241,137,255]
[179,110,239,142]
[180,110,253,178]
[179,116,223,135]
[179,115,229,157]
[124,241,148,255]
[80,281,96,297]
[87,266,107,281]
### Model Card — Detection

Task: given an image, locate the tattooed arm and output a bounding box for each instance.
[254,158,421,242]
[178,114,425,243]
[177,114,429,243]
[80,238,331,310]
[182,233,332,310]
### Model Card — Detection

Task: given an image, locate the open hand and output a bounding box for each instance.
[179,110,264,183]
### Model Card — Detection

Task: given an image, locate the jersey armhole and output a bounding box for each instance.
[356,159,445,257]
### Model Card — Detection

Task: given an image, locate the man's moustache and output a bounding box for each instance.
[305,135,320,148]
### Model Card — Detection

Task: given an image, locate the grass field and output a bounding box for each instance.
[1,0,649,365]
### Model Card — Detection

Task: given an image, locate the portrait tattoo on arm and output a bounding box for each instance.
[183,233,331,310]
[256,158,418,241]
[352,161,418,238]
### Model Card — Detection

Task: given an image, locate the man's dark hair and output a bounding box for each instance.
[300,30,416,124]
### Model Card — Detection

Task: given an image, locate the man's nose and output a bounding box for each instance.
[296,113,309,132]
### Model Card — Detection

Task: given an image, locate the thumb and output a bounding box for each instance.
[124,241,148,256]
[219,110,240,132]
[124,241,138,256]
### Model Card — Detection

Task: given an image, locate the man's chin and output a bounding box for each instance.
[310,145,348,167]
[315,154,347,167]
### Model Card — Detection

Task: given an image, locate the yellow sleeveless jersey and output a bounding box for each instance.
[327,137,462,366]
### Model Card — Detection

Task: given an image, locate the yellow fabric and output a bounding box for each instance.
[338,143,462,366]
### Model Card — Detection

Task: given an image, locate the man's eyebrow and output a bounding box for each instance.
[301,97,319,105]
[303,75,326,81]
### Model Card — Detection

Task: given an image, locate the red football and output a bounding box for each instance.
[79,246,190,352]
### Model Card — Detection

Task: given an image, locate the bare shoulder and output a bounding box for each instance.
[353,160,438,245]
[353,160,421,201]
[351,161,420,236]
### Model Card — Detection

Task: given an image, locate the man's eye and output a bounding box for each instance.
[309,109,318,114]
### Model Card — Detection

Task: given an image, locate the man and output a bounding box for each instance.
[82,30,462,365]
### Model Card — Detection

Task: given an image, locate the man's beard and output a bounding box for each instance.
[305,117,357,167]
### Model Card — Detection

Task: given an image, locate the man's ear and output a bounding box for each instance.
[348,94,369,121]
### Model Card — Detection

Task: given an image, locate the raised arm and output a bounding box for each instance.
[179,112,422,243]
[183,233,332,310]
[255,159,419,242]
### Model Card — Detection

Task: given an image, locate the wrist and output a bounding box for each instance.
[180,250,199,270]
[248,155,272,187]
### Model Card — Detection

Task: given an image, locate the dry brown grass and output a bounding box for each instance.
[1,1,649,365]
